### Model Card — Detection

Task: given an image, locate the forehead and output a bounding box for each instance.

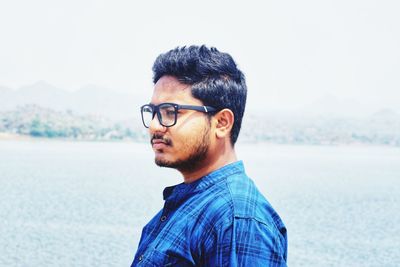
[151,76,202,105]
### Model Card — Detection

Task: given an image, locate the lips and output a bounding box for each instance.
[151,139,170,150]
[151,139,167,149]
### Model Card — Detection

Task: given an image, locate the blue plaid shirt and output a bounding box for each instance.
[131,161,287,266]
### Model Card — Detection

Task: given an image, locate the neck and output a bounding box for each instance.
[179,144,237,184]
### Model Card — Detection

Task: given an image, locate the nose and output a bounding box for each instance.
[149,113,167,133]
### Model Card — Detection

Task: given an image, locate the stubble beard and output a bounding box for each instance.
[154,125,210,172]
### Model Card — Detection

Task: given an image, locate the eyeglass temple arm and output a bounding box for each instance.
[178,105,217,113]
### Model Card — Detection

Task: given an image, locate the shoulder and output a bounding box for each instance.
[220,173,288,262]
[226,172,273,220]
[195,173,288,265]
[194,169,285,230]
[228,172,284,225]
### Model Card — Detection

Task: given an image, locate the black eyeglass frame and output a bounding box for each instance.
[140,102,218,128]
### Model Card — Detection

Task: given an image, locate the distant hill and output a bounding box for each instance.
[240,110,400,146]
[295,94,388,118]
[1,104,399,146]
[2,81,399,120]
[1,81,400,145]
[0,81,144,120]
[370,108,400,121]
[0,104,146,141]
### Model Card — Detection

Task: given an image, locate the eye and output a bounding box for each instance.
[160,107,176,118]
[166,110,175,116]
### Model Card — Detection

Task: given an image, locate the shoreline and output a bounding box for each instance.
[0,132,34,141]
[0,133,139,143]
[0,132,398,148]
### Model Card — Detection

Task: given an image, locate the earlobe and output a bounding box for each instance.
[215,109,234,139]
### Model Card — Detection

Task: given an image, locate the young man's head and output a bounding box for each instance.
[141,45,247,174]
[152,45,247,145]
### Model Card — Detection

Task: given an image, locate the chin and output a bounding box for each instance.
[154,157,176,168]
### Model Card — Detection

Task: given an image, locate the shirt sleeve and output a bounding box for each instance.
[202,216,287,267]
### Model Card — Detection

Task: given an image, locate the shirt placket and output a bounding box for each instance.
[135,186,191,265]
[135,200,174,265]
[158,194,178,226]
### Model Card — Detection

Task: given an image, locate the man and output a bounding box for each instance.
[132,45,287,266]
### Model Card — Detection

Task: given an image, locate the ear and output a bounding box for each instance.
[214,109,234,139]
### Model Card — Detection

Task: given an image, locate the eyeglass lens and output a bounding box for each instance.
[141,105,154,127]
[142,104,177,127]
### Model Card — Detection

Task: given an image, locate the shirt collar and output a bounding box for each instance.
[163,160,245,201]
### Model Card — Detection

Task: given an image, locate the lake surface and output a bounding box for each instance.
[0,140,399,266]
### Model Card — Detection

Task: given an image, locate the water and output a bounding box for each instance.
[0,140,399,266]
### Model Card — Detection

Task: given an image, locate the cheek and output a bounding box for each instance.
[171,126,204,151]
[170,114,211,142]
[171,134,194,155]
[182,125,210,146]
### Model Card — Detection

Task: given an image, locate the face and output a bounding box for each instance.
[148,76,212,172]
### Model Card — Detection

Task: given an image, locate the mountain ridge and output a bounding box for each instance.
[1,81,398,120]
[0,81,143,120]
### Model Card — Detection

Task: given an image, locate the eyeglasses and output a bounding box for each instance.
[140,102,217,128]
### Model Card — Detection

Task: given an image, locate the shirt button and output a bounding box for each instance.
[138,254,144,261]
[160,215,167,222]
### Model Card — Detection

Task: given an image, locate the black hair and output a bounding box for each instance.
[152,45,247,145]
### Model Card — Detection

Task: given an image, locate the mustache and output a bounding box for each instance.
[150,134,172,146]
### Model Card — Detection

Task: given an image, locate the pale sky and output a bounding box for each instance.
[0,0,399,114]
